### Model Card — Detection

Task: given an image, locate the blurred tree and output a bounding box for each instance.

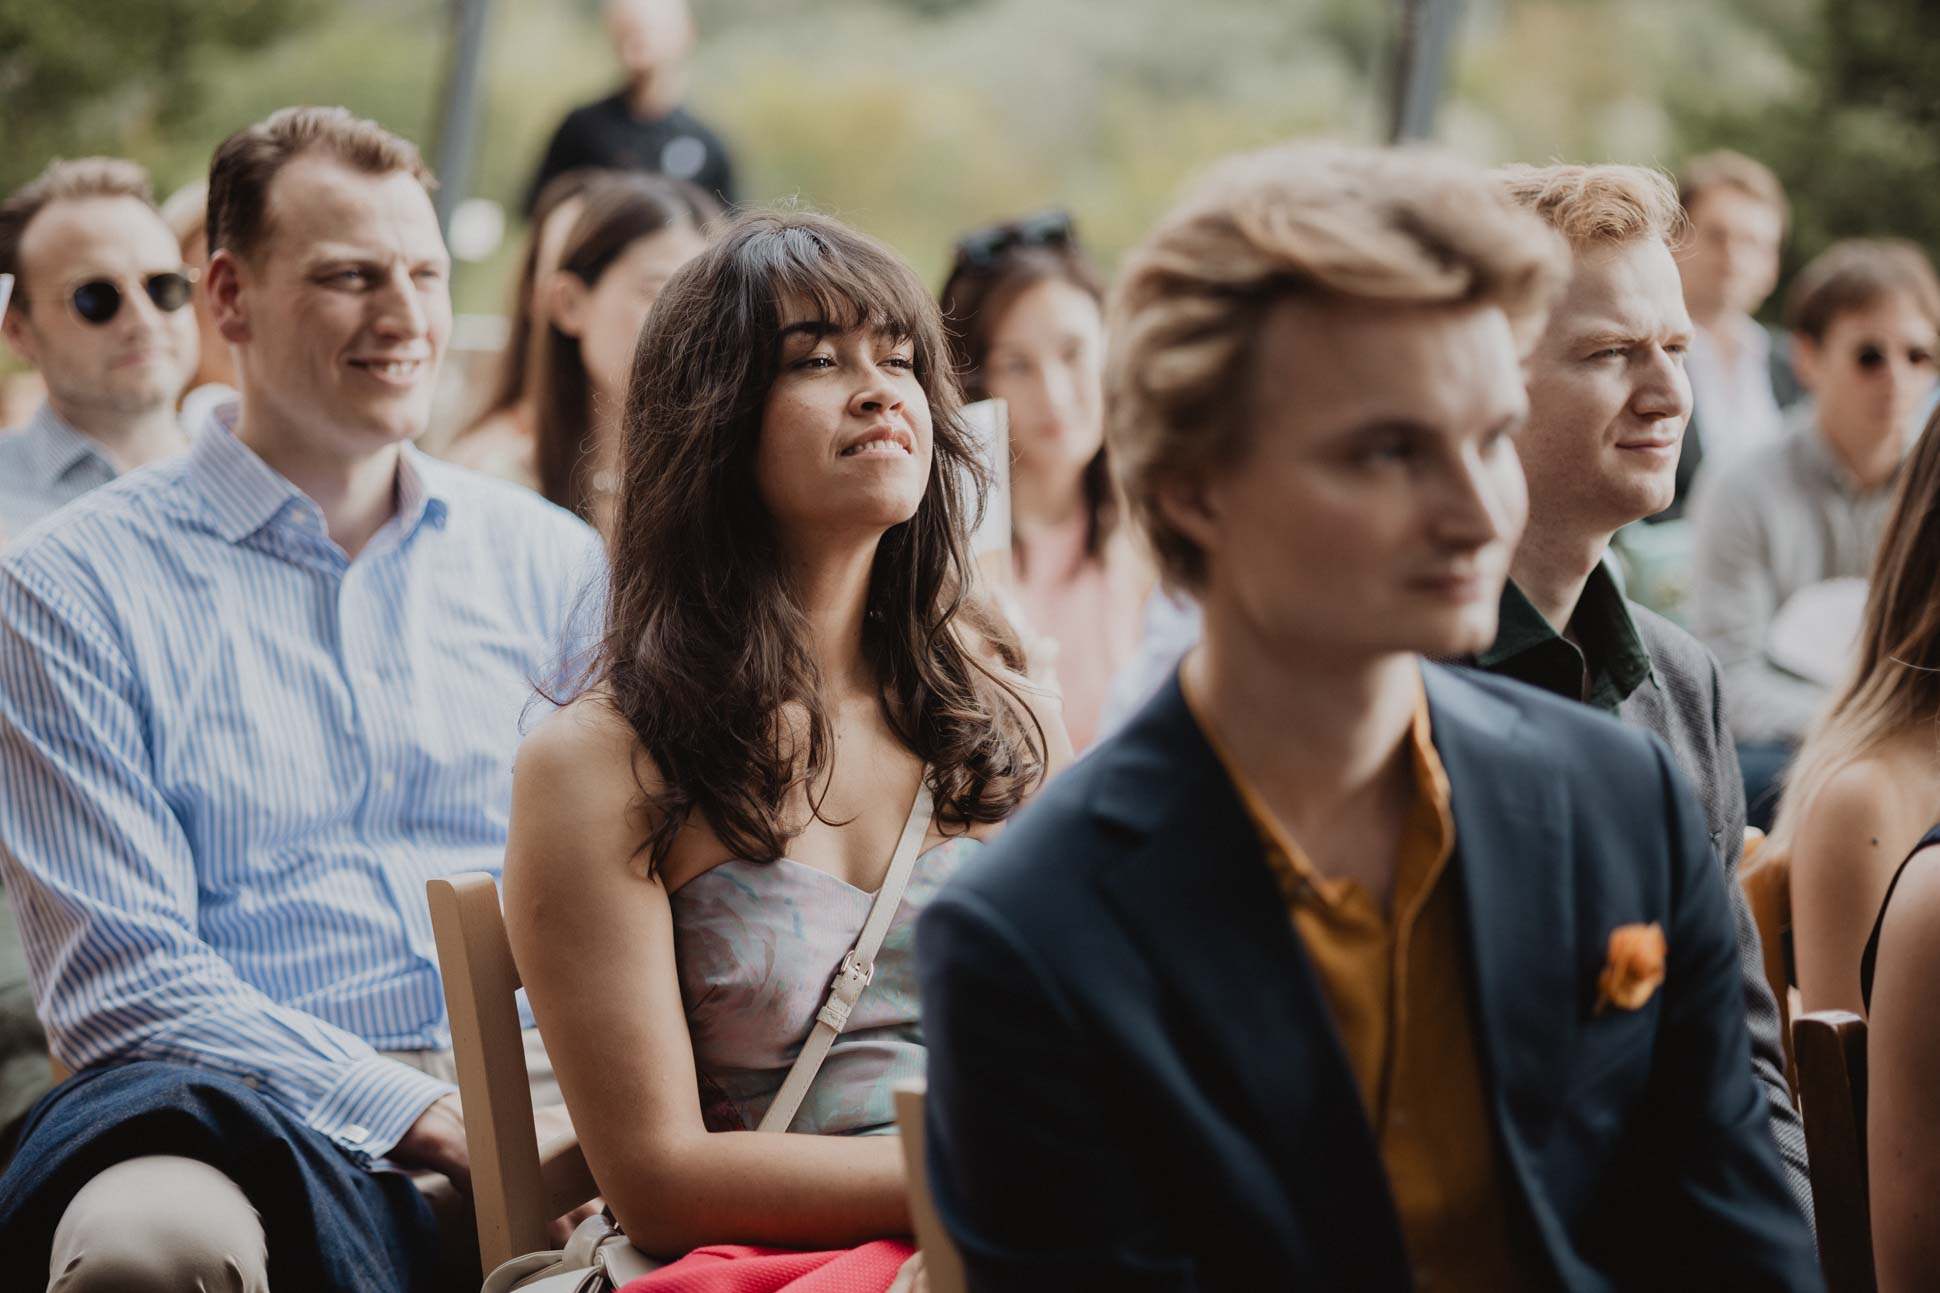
[1668,0,1940,285]
[0,0,327,193]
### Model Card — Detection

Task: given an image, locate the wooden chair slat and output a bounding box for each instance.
[428,872,574,1273]
[1793,1009,1875,1293]
[893,1079,968,1293]
[1739,831,1798,1099]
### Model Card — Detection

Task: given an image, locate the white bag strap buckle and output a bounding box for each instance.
[757,774,935,1134]
[816,949,875,1031]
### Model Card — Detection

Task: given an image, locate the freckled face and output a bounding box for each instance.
[1521,236,1694,534]
[755,311,933,544]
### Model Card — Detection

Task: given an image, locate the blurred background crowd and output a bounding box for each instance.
[4,0,1934,412]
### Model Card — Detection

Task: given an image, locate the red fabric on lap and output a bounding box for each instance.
[617,1240,915,1293]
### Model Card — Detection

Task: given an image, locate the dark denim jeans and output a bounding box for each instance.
[0,1061,440,1292]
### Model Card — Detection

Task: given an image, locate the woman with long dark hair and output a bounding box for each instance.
[451,171,715,525]
[938,213,1155,749]
[503,211,1066,1276]
[445,167,602,481]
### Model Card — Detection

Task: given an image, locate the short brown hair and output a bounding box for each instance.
[1679,149,1789,231]
[0,156,155,284]
[1109,142,1569,591]
[208,105,435,263]
[1497,162,1687,253]
[1784,239,1940,343]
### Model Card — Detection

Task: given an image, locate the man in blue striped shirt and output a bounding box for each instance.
[0,108,604,1292]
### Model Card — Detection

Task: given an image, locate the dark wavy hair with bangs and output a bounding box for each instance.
[587,209,1046,873]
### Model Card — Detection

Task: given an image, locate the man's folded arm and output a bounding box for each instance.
[916,886,1195,1292]
[0,559,451,1160]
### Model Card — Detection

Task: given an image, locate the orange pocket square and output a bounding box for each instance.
[1595,922,1666,1014]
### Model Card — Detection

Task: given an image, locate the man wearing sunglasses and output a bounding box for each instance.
[1690,238,1940,820]
[0,157,198,538]
[0,156,200,1162]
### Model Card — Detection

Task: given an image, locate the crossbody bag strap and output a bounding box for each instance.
[758,772,936,1133]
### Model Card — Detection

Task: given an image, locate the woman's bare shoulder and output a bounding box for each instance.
[516,694,659,842]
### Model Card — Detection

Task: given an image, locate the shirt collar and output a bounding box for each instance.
[21,403,117,488]
[1471,564,1657,714]
[187,402,450,548]
[1182,659,1454,909]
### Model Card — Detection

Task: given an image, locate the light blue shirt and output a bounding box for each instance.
[0,403,121,536]
[0,407,603,1161]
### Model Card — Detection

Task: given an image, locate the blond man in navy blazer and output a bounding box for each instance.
[916,144,1822,1290]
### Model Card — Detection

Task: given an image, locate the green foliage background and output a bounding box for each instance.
[1,0,1933,317]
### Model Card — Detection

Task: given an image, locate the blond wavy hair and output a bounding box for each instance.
[1107,142,1569,591]
[1496,162,1688,253]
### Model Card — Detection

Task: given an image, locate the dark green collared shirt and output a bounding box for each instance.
[1472,565,1657,715]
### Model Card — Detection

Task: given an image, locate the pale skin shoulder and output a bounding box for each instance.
[1864,843,1940,1292]
[502,693,912,1254]
[1790,752,1929,1014]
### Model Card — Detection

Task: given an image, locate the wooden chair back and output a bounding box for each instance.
[1792,1010,1875,1293]
[893,1079,968,1293]
[427,872,595,1273]
[1738,828,1798,1095]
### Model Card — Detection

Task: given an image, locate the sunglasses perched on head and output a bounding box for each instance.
[33,270,198,326]
[1852,342,1936,372]
[951,211,1075,271]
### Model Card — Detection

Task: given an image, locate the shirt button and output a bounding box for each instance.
[342,1124,369,1145]
[379,771,397,792]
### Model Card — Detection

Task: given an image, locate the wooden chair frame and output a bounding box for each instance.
[427,872,597,1273]
[1792,1010,1874,1293]
[894,1078,968,1293]
[1738,829,1798,1097]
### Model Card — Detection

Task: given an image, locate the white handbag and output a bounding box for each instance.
[480,779,937,1292]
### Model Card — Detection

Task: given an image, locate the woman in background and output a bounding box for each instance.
[1771,409,1940,1015]
[524,172,714,525]
[939,213,1154,749]
[445,167,604,483]
[504,210,1065,1284]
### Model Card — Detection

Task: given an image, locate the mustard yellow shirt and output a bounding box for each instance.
[1186,671,1537,1291]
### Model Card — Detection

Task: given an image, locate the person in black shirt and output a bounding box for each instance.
[526,0,736,213]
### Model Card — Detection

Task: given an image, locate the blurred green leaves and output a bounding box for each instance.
[0,0,327,191]
[1,0,1931,322]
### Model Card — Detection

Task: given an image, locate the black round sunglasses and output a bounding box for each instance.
[44,270,198,326]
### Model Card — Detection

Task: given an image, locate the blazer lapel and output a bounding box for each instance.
[1086,676,1410,1271]
[1423,664,1576,1160]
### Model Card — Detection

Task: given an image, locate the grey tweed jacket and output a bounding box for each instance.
[1620,604,1815,1231]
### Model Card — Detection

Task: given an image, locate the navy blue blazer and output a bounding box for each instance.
[916,663,1821,1291]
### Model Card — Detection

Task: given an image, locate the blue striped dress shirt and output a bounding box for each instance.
[0,408,602,1160]
[0,403,123,537]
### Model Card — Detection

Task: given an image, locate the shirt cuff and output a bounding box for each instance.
[306,1054,455,1162]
